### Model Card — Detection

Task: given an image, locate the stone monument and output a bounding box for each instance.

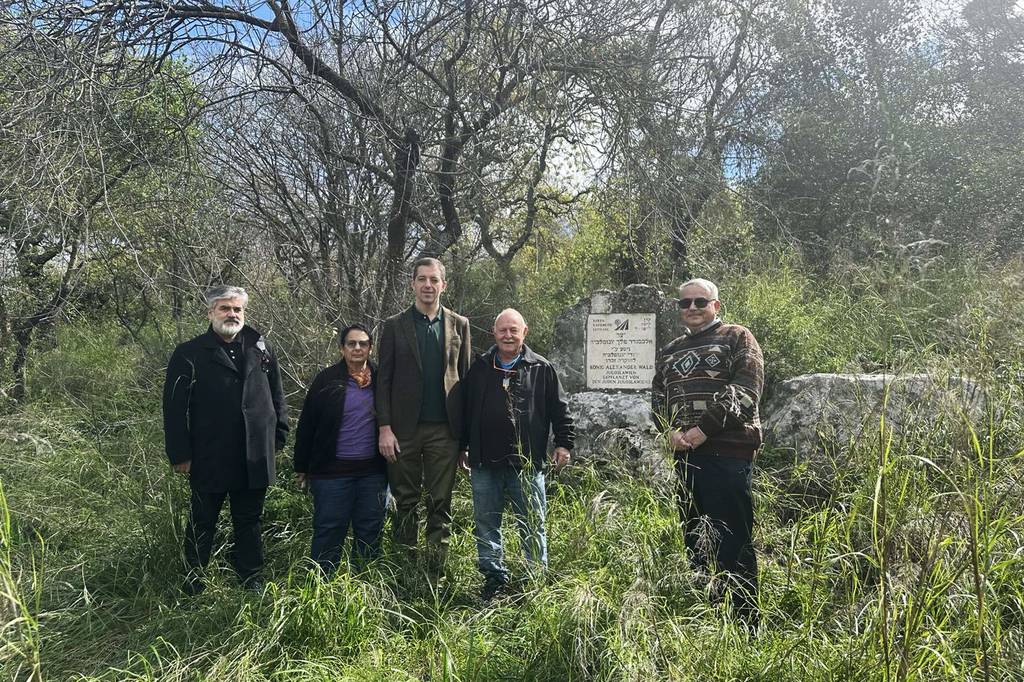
[548,284,682,394]
[585,312,656,390]
[548,284,683,490]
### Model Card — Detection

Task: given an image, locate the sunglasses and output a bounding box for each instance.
[677,297,716,309]
[344,340,371,348]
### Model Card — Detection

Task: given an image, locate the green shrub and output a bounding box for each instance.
[27,320,156,420]
[721,259,861,385]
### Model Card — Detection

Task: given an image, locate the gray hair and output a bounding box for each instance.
[678,278,719,300]
[205,285,249,309]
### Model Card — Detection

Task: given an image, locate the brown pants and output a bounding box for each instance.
[388,422,459,556]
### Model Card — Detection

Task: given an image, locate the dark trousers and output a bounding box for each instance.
[309,473,388,574]
[387,422,459,560]
[675,451,758,623]
[184,487,266,584]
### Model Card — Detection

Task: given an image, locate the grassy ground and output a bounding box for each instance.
[1,388,1022,681]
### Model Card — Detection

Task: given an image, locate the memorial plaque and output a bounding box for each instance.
[586,313,656,390]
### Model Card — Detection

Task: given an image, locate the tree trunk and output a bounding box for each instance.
[9,327,32,404]
[384,128,421,301]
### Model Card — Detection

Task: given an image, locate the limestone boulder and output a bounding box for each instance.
[763,372,986,457]
[566,391,672,491]
[569,391,655,444]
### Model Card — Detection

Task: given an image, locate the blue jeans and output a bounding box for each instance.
[309,473,387,574]
[470,465,547,583]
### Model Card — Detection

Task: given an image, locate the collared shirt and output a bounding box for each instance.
[413,307,447,422]
[495,352,522,370]
[684,317,722,336]
[217,335,244,372]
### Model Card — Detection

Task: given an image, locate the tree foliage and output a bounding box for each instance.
[0,20,199,401]
[0,0,1022,392]
[751,0,1024,260]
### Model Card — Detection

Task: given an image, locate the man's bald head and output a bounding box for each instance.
[494,308,527,328]
[493,308,528,361]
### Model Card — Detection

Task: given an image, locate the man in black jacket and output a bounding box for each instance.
[163,286,289,593]
[460,309,574,600]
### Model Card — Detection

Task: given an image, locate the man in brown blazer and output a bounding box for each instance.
[376,257,472,575]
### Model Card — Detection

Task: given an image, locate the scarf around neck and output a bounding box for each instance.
[348,364,371,388]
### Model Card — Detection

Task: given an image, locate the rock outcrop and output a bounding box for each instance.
[763,372,986,457]
[566,391,672,492]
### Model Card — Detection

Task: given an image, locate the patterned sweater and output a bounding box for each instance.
[652,320,764,460]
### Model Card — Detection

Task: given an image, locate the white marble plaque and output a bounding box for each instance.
[586,313,656,390]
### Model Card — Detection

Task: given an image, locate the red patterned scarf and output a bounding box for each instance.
[348,365,371,388]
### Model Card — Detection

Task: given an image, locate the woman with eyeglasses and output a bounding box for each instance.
[293,323,388,574]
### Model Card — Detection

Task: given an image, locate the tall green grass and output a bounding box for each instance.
[2,390,1022,680]
[0,480,44,681]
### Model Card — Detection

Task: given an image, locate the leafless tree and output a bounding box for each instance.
[28,0,670,301]
[600,0,777,281]
[0,15,197,401]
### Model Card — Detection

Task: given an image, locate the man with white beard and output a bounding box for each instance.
[163,285,289,594]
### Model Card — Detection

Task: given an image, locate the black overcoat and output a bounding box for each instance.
[162,326,289,492]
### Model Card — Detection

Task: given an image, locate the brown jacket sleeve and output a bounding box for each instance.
[456,314,472,379]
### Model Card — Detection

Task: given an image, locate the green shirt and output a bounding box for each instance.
[414,307,447,423]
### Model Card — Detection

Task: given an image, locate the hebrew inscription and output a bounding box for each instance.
[586,313,656,390]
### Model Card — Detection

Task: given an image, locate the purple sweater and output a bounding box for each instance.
[335,378,377,460]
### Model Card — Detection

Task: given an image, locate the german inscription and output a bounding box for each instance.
[586,313,657,390]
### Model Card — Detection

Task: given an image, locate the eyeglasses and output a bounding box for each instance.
[677,297,716,309]
[344,340,371,348]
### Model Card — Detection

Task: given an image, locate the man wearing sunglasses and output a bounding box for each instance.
[652,278,764,630]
